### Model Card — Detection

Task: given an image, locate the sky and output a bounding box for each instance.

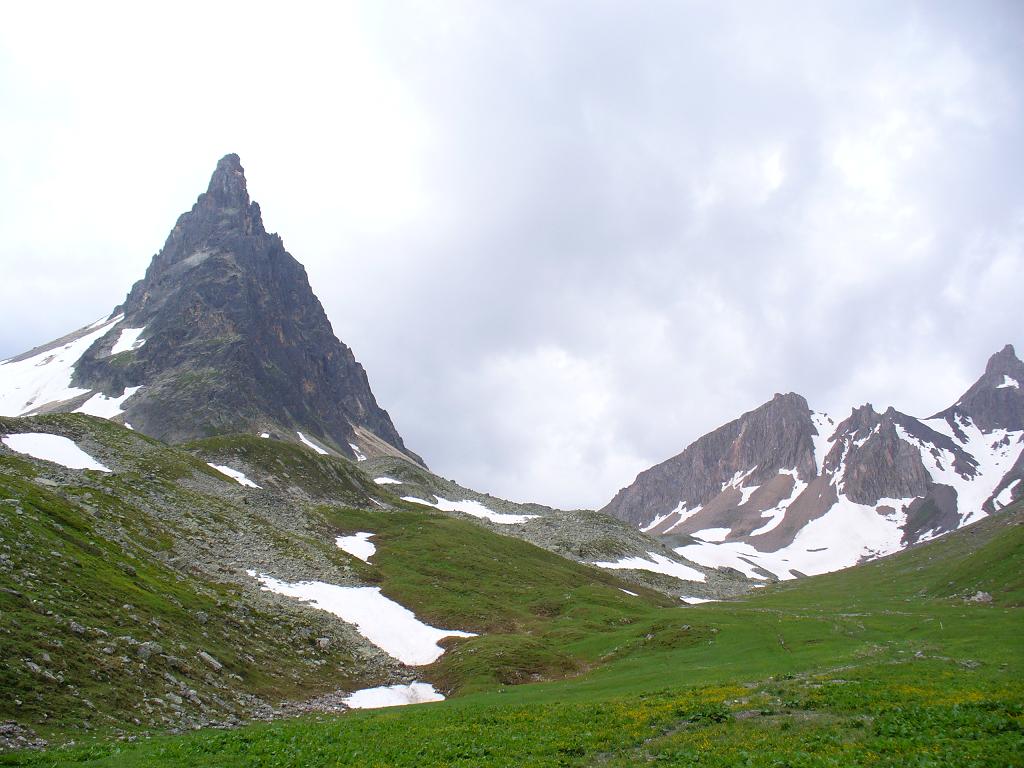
[1,1,1022,509]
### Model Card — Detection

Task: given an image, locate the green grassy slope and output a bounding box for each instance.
[0,416,692,749]
[7,503,1020,767]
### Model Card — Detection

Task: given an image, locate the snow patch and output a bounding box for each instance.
[336,532,376,563]
[74,386,143,419]
[374,476,403,485]
[207,463,260,488]
[0,315,123,416]
[680,596,716,604]
[109,327,146,355]
[249,571,476,665]
[997,375,1020,390]
[692,527,731,542]
[402,495,538,525]
[349,443,367,461]
[591,552,706,583]
[259,432,270,439]
[994,479,1020,510]
[619,588,639,597]
[2,433,111,472]
[296,431,328,455]
[343,682,444,709]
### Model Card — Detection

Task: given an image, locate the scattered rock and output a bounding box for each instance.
[967,591,993,603]
[0,721,47,751]
[197,651,223,672]
[137,642,164,661]
[316,637,331,650]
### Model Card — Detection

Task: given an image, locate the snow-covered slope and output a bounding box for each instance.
[605,345,1024,581]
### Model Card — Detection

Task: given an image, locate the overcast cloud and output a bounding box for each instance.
[1,1,1022,509]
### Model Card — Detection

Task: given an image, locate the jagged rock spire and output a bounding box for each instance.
[71,155,423,466]
[205,153,250,207]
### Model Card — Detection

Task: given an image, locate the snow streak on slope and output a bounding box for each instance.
[0,315,122,416]
[402,495,538,524]
[343,682,444,709]
[749,469,808,537]
[296,431,329,455]
[207,463,261,488]
[249,571,475,665]
[591,552,706,583]
[810,412,835,473]
[2,432,111,472]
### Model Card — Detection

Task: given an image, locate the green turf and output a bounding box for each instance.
[5,499,1020,767]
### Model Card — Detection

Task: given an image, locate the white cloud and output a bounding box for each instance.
[1,1,1021,509]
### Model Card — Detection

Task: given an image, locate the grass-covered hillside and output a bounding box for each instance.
[2,410,1020,767]
[0,415,699,750]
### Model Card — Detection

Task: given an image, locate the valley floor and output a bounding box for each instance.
[4,505,1022,767]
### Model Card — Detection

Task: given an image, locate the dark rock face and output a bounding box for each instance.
[931,344,1024,433]
[72,155,422,464]
[601,393,817,526]
[824,405,969,505]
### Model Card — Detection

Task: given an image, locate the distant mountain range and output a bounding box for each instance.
[602,345,1024,580]
[0,155,422,467]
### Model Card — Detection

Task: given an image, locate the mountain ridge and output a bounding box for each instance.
[603,344,1024,581]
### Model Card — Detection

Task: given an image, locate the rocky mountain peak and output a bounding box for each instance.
[141,154,267,282]
[205,153,250,206]
[600,391,817,526]
[932,343,1023,433]
[6,154,424,466]
[985,344,1022,376]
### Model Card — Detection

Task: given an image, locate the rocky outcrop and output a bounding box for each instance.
[825,405,952,505]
